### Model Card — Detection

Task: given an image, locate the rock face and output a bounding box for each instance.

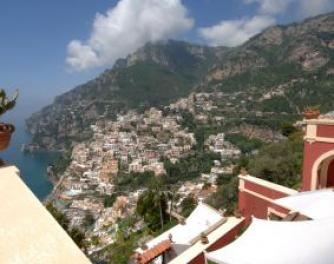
[258,27,284,46]
[229,124,284,143]
[207,12,334,82]
[302,51,329,71]
[207,50,267,81]
[27,12,334,151]
[26,41,222,150]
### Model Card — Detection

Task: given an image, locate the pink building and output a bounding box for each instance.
[135,116,334,264]
[239,117,334,221]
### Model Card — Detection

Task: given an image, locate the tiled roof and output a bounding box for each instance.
[135,240,172,264]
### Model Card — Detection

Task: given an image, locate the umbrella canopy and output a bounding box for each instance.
[275,188,334,219]
[136,202,225,259]
[206,217,334,264]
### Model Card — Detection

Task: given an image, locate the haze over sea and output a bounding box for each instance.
[1,122,58,200]
[2,0,334,201]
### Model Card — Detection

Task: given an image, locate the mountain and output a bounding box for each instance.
[200,12,334,115]
[26,12,334,150]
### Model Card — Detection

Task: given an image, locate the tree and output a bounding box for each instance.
[281,122,297,137]
[163,151,220,184]
[247,131,303,188]
[180,194,197,217]
[116,171,155,190]
[83,211,95,227]
[180,110,197,131]
[195,128,205,151]
[225,133,263,154]
[206,177,239,214]
[104,194,117,208]
[46,202,69,230]
[136,179,168,231]
[150,179,168,230]
[51,150,72,176]
[69,228,86,249]
[46,202,86,250]
[167,190,180,222]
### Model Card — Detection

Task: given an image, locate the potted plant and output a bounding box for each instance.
[200,232,209,244]
[0,89,18,150]
[303,106,320,120]
[234,208,242,218]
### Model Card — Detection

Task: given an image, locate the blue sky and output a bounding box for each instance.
[0,0,333,122]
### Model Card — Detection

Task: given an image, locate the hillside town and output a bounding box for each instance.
[48,92,247,255]
[131,113,334,264]
[1,3,334,264]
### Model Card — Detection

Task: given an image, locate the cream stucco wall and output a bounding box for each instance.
[0,166,91,264]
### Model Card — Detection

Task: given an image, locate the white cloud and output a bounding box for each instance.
[199,15,275,46]
[199,0,334,47]
[66,0,194,71]
[246,0,334,17]
[299,0,334,17]
[244,0,292,15]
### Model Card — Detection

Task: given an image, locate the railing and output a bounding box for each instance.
[238,174,298,220]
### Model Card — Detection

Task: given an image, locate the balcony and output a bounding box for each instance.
[0,165,91,263]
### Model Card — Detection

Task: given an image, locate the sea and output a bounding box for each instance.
[1,123,59,200]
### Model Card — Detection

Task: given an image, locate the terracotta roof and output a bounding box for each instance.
[198,185,217,198]
[135,240,172,264]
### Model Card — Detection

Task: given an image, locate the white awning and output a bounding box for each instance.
[206,218,334,264]
[275,188,334,219]
[137,203,224,254]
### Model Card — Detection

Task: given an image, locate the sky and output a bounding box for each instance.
[0,0,333,122]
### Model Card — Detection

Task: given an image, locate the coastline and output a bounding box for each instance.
[1,124,59,200]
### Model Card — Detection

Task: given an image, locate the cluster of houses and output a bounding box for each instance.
[205,133,241,159]
[132,115,334,264]
[48,105,217,251]
[48,92,250,256]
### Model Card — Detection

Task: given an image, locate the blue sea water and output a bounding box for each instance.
[1,123,58,200]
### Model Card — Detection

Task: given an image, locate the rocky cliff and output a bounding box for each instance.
[26,12,334,150]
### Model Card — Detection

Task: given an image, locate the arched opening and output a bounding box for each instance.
[311,150,334,190]
[327,159,334,187]
[314,156,334,189]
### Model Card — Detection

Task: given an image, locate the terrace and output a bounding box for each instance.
[133,116,334,264]
[0,165,90,263]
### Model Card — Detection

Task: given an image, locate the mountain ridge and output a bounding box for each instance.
[26,12,334,150]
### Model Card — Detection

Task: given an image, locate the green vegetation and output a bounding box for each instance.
[100,218,177,264]
[180,110,197,131]
[28,13,334,152]
[46,202,86,249]
[248,131,303,189]
[280,122,298,137]
[103,194,117,208]
[27,14,334,263]
[83,211,95,228]
[207,176,239,214]
[105,231,142,264]
[261,96,293,113]
[164,152,221,184]
[0,88,18,117]
[180,110,225,150]
[207,131,303,214]
[46,202,69,230]
[136,180,168,231]
[116,171,155,190]
[50,151,72,177]
[106,129,303,261]
[68,228,86,249]
[225,133,263,154]
[115,62,196,108]
[180,194,197,217]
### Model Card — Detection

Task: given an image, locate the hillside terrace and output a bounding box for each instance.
[133,116,334,264]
